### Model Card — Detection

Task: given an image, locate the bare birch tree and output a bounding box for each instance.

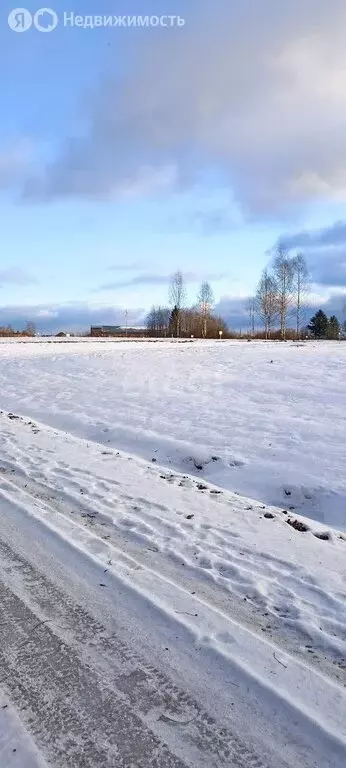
[292,252,310,339]
[25,321,36,337]
[197,281,214,338]
[272,248,295,340]
[169,271,186,337]
[255,269,278,339]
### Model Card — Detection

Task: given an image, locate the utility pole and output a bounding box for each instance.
[125,309,128,338]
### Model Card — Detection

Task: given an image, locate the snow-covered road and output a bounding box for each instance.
[0,407,345,767]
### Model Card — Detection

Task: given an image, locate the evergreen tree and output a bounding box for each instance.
[308,309,328,339]
[169,272,185,337]
[169,306,179,337]
[327,315,341,340]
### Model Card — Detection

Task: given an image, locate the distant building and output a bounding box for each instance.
[90,326,121,337]
[90,325,145,337]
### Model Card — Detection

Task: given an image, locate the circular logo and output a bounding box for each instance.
[8,8,32,31]
[33,8,58,31]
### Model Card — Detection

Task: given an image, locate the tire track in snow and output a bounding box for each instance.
[0,414,345,768]
[0,475,345,768]
[0,439,345,689]
[0,534,273,768]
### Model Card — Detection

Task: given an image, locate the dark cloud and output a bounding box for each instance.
[216,294,345,332]
[278,220,346,288]
[214,296,249,330]
[0,303,145,334]
[314,293,346,318]
[280,221,346,251]
[0,268,38,287]
[0,298,244,335]
[0,290,344,337]
[312,249,346,288]
[20,1,346,214]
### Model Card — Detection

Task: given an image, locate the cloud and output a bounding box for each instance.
[1,289,343,336]
[278,220,346,288]
[217,291,345,332]
[170,205,239,236]
[97,273,173,291]
[0,297,245,334]
[314,250,346,289]
[0,303,145,334]
[96,270,226,291]
[21,0,346,214]
[0,267,38,287]
[317,293,346,317]
[309,248,346,288]
[215,296,249,330]
[99,275,166,291]
[0,139,34,189]
[280,221,346,251]
[191,209,237,236]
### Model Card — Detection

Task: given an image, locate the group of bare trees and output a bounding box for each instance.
[146,253,311,340]
[0,321,36,337]
[251,249,310,340]
[147,271,228,338]
[168,270,185,338]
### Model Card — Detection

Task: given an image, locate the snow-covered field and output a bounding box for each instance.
[0,339,345,767]
[0,339,344,527]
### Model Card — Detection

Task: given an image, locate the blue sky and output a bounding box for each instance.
[1,0,346,331]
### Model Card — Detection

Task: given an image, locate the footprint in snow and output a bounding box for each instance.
[286,518,309,533]
[229,459,244,468]
[314,531,331,541]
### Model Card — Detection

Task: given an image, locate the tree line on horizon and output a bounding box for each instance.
[146,272,230,338]
[0,321,36,337]
[0,254,343,339]
[146,256,344,340]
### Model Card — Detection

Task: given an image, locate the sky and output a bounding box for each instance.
[1,0,346,332]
